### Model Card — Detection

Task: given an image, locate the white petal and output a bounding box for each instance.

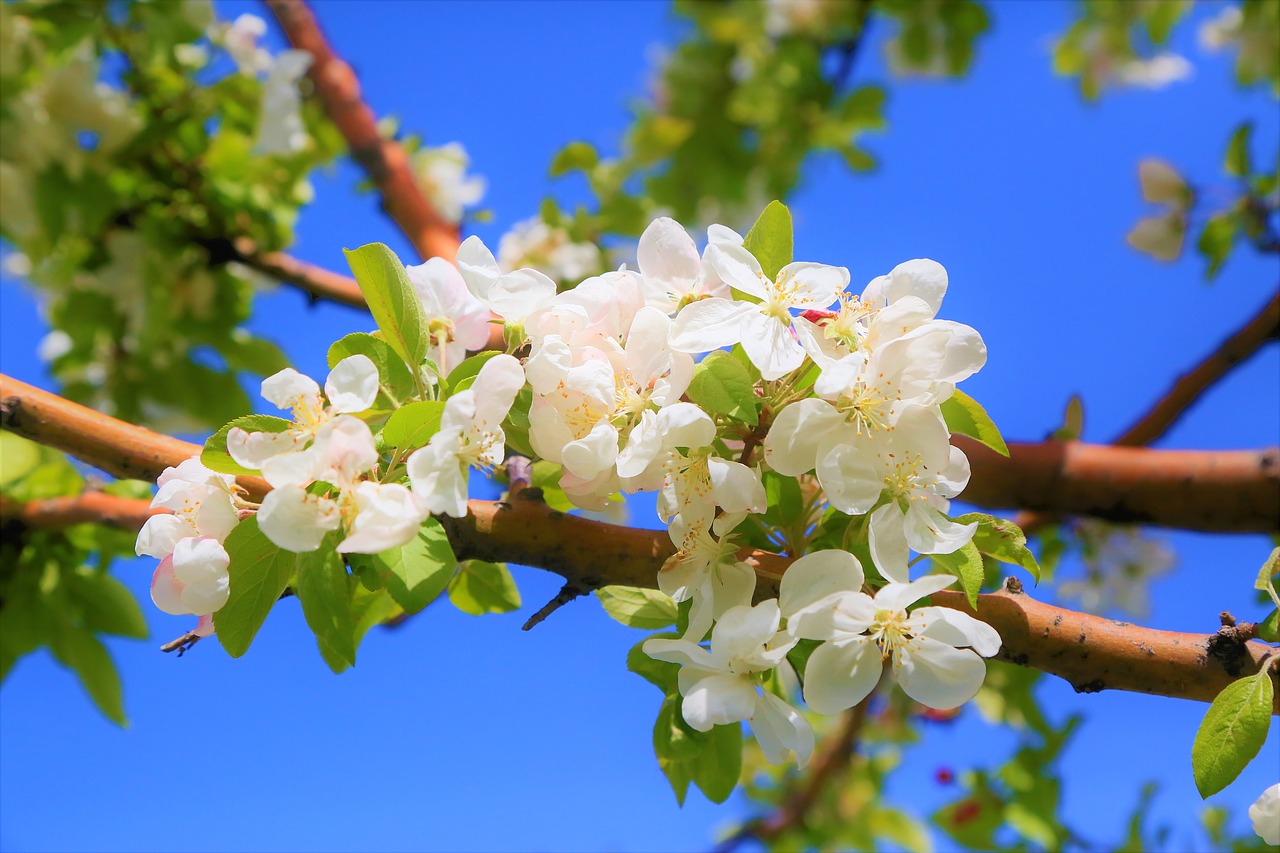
[740,311,804,381]
[777,262,849,308]
[257,485,340,552]
[456,235,501,303]
[802,637,882,715]
[710,561,758,619]
[779,550,866,619]
[915,607,1002,657]
[261,445,324,488]
[816,439,883,516]
[707,458,765,514]
[705,242,767,300]
[325,355,380,413]
[875,574,958,612]
[668,297,752,353]
[682,672,758,731]
[885,259,948,316]
[764,398,843,476]
[787,590,877,641]
[657,402,717,449]
[489,268,557,322]
[406,440,468,518]
[314,416,379,485]
[641,637,714,669]
[150,557,187,615]
[136,514,194,559]
[170,536,230,587]
[903,503,977,556]
[562,422,619,479]
[260,368,321,412]
[227,428,297,470]
[751,690,814,767]
[868,503,911,583]
[712,601,782,662]
[637,217,700,289]
[895,637,987,710]
[471,353,526,428]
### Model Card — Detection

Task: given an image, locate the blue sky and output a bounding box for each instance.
[2,1,1278,851]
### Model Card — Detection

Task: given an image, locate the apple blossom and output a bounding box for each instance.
[254,50,313,155]
[405,257,491,377]
[1250,783,1280,845]
[785,572,1000,713]
[635,217,734,314]
[644,601,814,767]
[410,142,485,225]
[407,354,525,517]
[497,216,602,283]
[659,512,756,642]
[135,456,239,560]
[669,243,849,380]
[150,535,231,617]
[456,235,557,335]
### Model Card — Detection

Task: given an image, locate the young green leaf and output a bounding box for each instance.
[343,243,431,371]
[1257,609,1280,643]
[941,389,1009,457]
[372,519,456,614]
[1255,548,1280,610]
[214,517,297,657]
[446,351,501,394]
[1224,122,1253,178]
[627,635,679,692]
[933,541,985,608]
[294,541,357,673]
[686,350,758,425]
[690,720,743,804]
[52,628,125,725]
[201,414,292,476]
[64,568,148,639]
[1191,670,1274,798]
[448,560,521,615]
[596,586,679,630]
[952,513,1041,583]
[382,400,446,451]
[742,200,793,280]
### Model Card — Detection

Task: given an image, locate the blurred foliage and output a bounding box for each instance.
[0,0,343,432]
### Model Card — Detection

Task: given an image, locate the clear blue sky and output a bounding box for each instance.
[2,2,1278,851]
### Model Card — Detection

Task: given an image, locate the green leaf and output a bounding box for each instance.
[0,432,42,488]
[596,586,678,630]
[447,560,521,615]
[1225,122,1253,178]
[446,351,500,394]
[382,401,446,451]
[52,629,125,725]
[371,519,456,614]
[690,720,742,804]
[686,350,758,425]
[1257,609,1279,643]
[214,517,297,657]
[934,541,985,608]
[654,696,694,804]
[941,389,1009,457]
[328,332,418,404]
[952,513,1040,583]
[627,634,679,692]
[1191,670,1274,798]
[343,243,431,371]
[868,807,931,853]
[294,542,357,672]
[1052,394,1084,441]
[742,200,793,280]
[1197,213,1238,279]
[1254,548,1280,610]
[64,568,148,639]
[201,414,293,477]
[549,141,599,177]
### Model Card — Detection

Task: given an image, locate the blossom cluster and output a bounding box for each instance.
[137,211,1002,770]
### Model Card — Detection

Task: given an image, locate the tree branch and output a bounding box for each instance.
[1115,288,1280,447]
[3,375,1276,710]
[235,243,368,309]
[0,492,159,531]
[265,0,460,262]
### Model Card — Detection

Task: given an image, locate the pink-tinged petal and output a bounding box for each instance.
[170,536,230,586]
[868,503,910,583]
[778,262,850,309]
[668,297,752,353]
[314,415,379,485]
[895,636,986,710]
[637,216,700,289]
[489,268,557,322]
[136,514,194,559]
[751,690,815,767]
[624,307,675,385]
[802,637,882,715]
[194,493,239,541]
[326,354,379,414]
[740,311,805,381]
[561,422,619,479]
[915,607,1002,657]
[150,556,187,615]
[194,613,217,637]
[779,550,866,619]
[764,398,843,476]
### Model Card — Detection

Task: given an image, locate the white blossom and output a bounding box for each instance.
[497,217,602,283]
[405,257,491,377]
[412,142,485,225]
[635,217,734,315]
[644,601,814,767]
[456,236,558,331]
[784,572,1000,712]
[254,50,312,155]
[1250,783,1280,846]
[150,536,231,617]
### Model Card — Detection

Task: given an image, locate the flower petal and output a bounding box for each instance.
[802,637,882,715]
[895,637,987,710]
[779,550,866,620]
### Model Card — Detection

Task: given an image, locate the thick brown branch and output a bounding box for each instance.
[265,0,460,262]
[0,492,159,531]
[955,437,1280,533]
[1115,289,1280,447]
[3,376,1276,709]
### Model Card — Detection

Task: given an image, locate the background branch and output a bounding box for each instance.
[265,0,460,262]
[0,492,159,531]
[2,376,1275,710]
